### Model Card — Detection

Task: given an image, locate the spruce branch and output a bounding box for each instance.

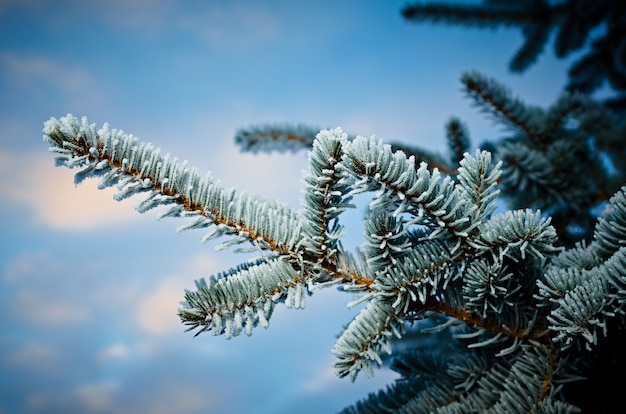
[421,298,549,347]
[510,20,552,72]
[342,136,474,237]
[44,115,565,374]
[444,117,471,166]
[463,71,624,246]
[332,299,405,381]
[541,93,586,138]
[462,70,545,142]
[403,0,626,97]
[536,188,626,350]
[41,102,625,412]
[591,185,626,258]
[362,211,412,274]
[301,128,354,263]
[567,49,609,93]
[468,209,560,260]
[342,346,577,413]
[179,257,303,338]
[235,122,460,175]
[456,149,500,221]
[374,237,463,312]
[43,115,303,254]
[401,1,553,27]
[235,123,321,154]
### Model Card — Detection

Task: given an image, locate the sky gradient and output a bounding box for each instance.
[0,1,580,413]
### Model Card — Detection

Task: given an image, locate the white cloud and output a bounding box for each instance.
[0,0,170,36]
[73,382,119,412]
[0,151,139,230]
[134,278,186,335]
[70,0,280,48]
[97,343,130,362]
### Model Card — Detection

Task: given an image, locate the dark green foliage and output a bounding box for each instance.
[445,117,470,166]
[459,70,624,247]
[340,347,580,414]
[401,0,626,105]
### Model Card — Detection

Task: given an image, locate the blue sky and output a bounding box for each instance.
[0,1,578,413]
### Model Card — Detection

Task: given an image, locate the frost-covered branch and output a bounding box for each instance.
[42,66,626,413]
[44,115,303,254]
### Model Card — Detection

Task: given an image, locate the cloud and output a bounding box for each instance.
[0,151,139,230]
[83,0,281,48]
[3,251,91,326]
[7,342,59,370]
[175,2,280,49]
[0,53,106,108]
[1,0,280,49]
[0,0,171,35]
[134,278,187,335]
[2,251,62,283]
[87,0,175,32]
[11,289,91,325]
[300,365,339,393]
[27,381,119,413]
[126,383,218,414]
[97,343,130,362]
[25,378,219,414]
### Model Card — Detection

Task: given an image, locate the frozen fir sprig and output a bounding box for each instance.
[42,115,546,335]
[44,66,626,412]
[44,73,626,412]
[43,110,626,412]
[43,115,304,254]
[180,257,303,339]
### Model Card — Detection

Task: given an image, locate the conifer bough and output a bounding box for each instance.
[42,74,626,411]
